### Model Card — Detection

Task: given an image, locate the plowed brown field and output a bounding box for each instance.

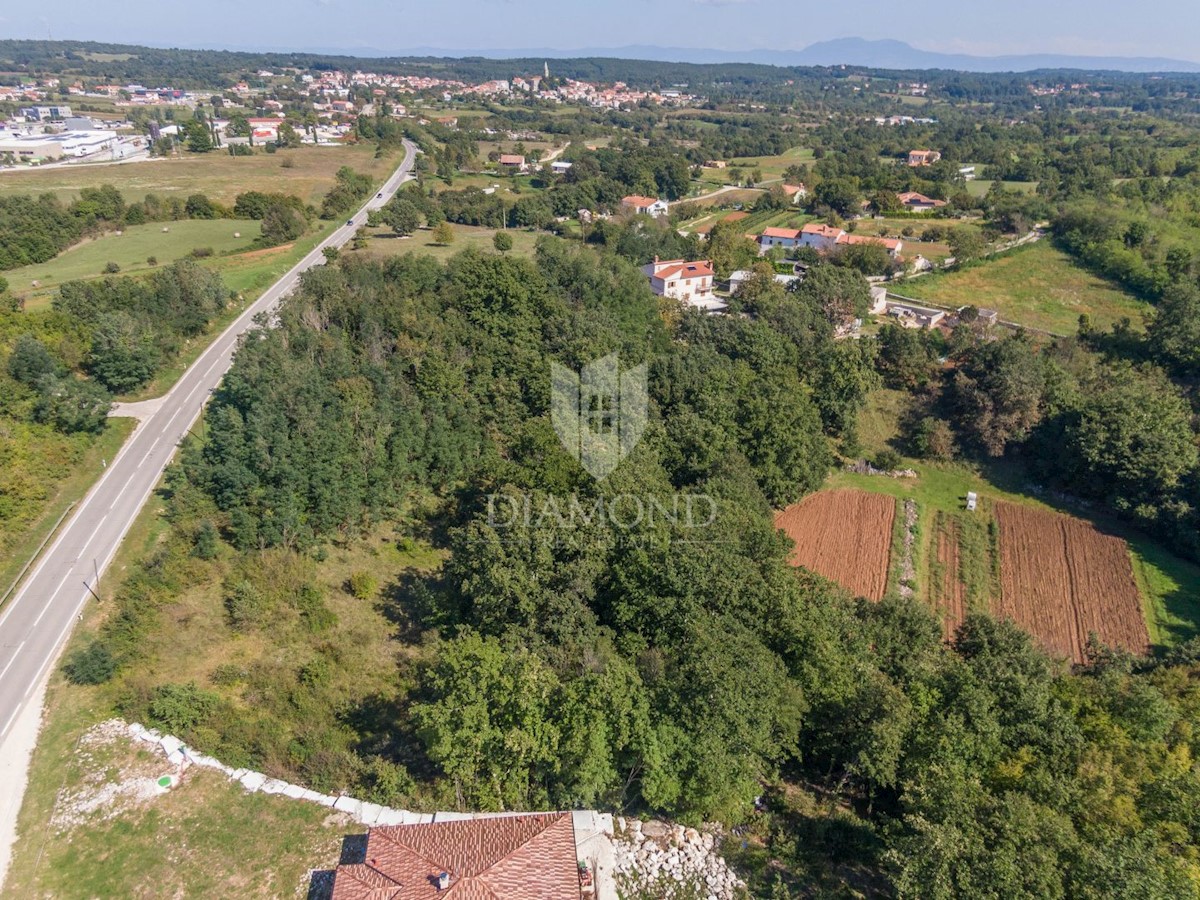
[775,490,896,600]
[995,502,1149,663]
[936,521,968,642]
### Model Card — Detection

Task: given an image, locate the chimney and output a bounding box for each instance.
[437,872,451,891]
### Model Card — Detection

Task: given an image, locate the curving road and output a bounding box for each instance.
[0,139,418,748]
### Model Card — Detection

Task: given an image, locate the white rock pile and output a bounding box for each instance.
[613,816,746,899]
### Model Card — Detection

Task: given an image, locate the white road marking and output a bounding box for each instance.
[0,642,25,681]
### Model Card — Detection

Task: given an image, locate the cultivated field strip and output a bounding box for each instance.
[775,490,896,601]
[935,519,968,641]
[995,502,1149,663]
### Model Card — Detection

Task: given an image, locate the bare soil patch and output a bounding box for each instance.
[995,502,1149,662]
[775,490,896,601]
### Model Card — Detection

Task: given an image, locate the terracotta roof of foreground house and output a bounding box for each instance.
[651,260,714,280]
[800,223,846,239]
[622,194,661,207]
[761,226,802,239]
[330,813,580,900]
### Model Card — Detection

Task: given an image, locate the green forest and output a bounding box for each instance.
[52,237,1200,897]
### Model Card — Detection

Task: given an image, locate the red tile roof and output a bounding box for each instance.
[800,223,845,239]
[622,195,662,208]
[499,154,526,165]
[840,233,902,250]
[652,260,715,281]
[897,191,946,207]
[761,226,801,239]
[330,814,579,900]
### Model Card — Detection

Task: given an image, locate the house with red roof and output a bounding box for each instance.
[781,183,807,204]
[329,813,585,900]
[621,195,669,218]
[841,233,904,258]
[758,226,803,250]
[642,257,723,312]
[798,222,847,252]
[499,153,528,172]
[907,149,941,167]
[896,191,947,212]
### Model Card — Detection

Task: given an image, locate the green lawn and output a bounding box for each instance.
[8,220,263,310]
[966,179,1040,198]
[895,241,1151,333]
[699,147,814,186]
[0,142,397,208]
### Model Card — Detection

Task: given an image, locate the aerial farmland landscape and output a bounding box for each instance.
[2,3,1200,898]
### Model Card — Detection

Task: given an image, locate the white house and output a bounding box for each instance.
[550,160,573,175]
[642,258,719,310]
[758,226,803,251]
[622,195,669,218]
[729,270,800,293]
[798,223,846,252]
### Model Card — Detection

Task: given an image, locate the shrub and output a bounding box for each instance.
[147,682,220,734]
[348,571,378,600]
[296,583,337,632]
[104,261,121,274]
[493,231,513,253]
[190,246,214,259]
[62,642,117,685]
[225,578,268,629]
[147,255,158,266]
[873,449,903,471]
[193,521,220,559]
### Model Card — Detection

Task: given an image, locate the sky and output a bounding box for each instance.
[2,0,1197,62]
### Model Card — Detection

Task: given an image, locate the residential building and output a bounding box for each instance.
[842,233,903,258]
[958,165,977,180]
[896,191,947,212]
[621,195,669,218]
[328,813,586,900]
[907,149,941,167]
[642,257,718,310]
[550,160,573,175]
[729,269,799,293]
[798,223,846,252]
[758,226,803,250]
[886,301,946,329]
[498,153,527,171]
[781,183,807,204]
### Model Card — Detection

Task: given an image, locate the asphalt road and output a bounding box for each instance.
[0,139,418,747]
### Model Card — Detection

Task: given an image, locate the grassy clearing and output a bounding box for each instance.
[1130,537,1200,647]
[353,223,543,264]
[698,147,813,187]
[966,179,1039,198]
[0,142,394,208]
[114,224,334,403]
[9,220,263,310]
[0,418,134,605]
[4,676,358,899]
[6,447,441,897]
[896,241,1151,333]
[830,389,1200,644]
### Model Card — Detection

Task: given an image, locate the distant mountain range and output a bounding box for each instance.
[304,37,1200,74]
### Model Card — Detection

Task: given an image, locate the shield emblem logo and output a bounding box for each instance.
[551,353,647,480]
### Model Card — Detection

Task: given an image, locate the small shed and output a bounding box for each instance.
[966,491,978,512]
